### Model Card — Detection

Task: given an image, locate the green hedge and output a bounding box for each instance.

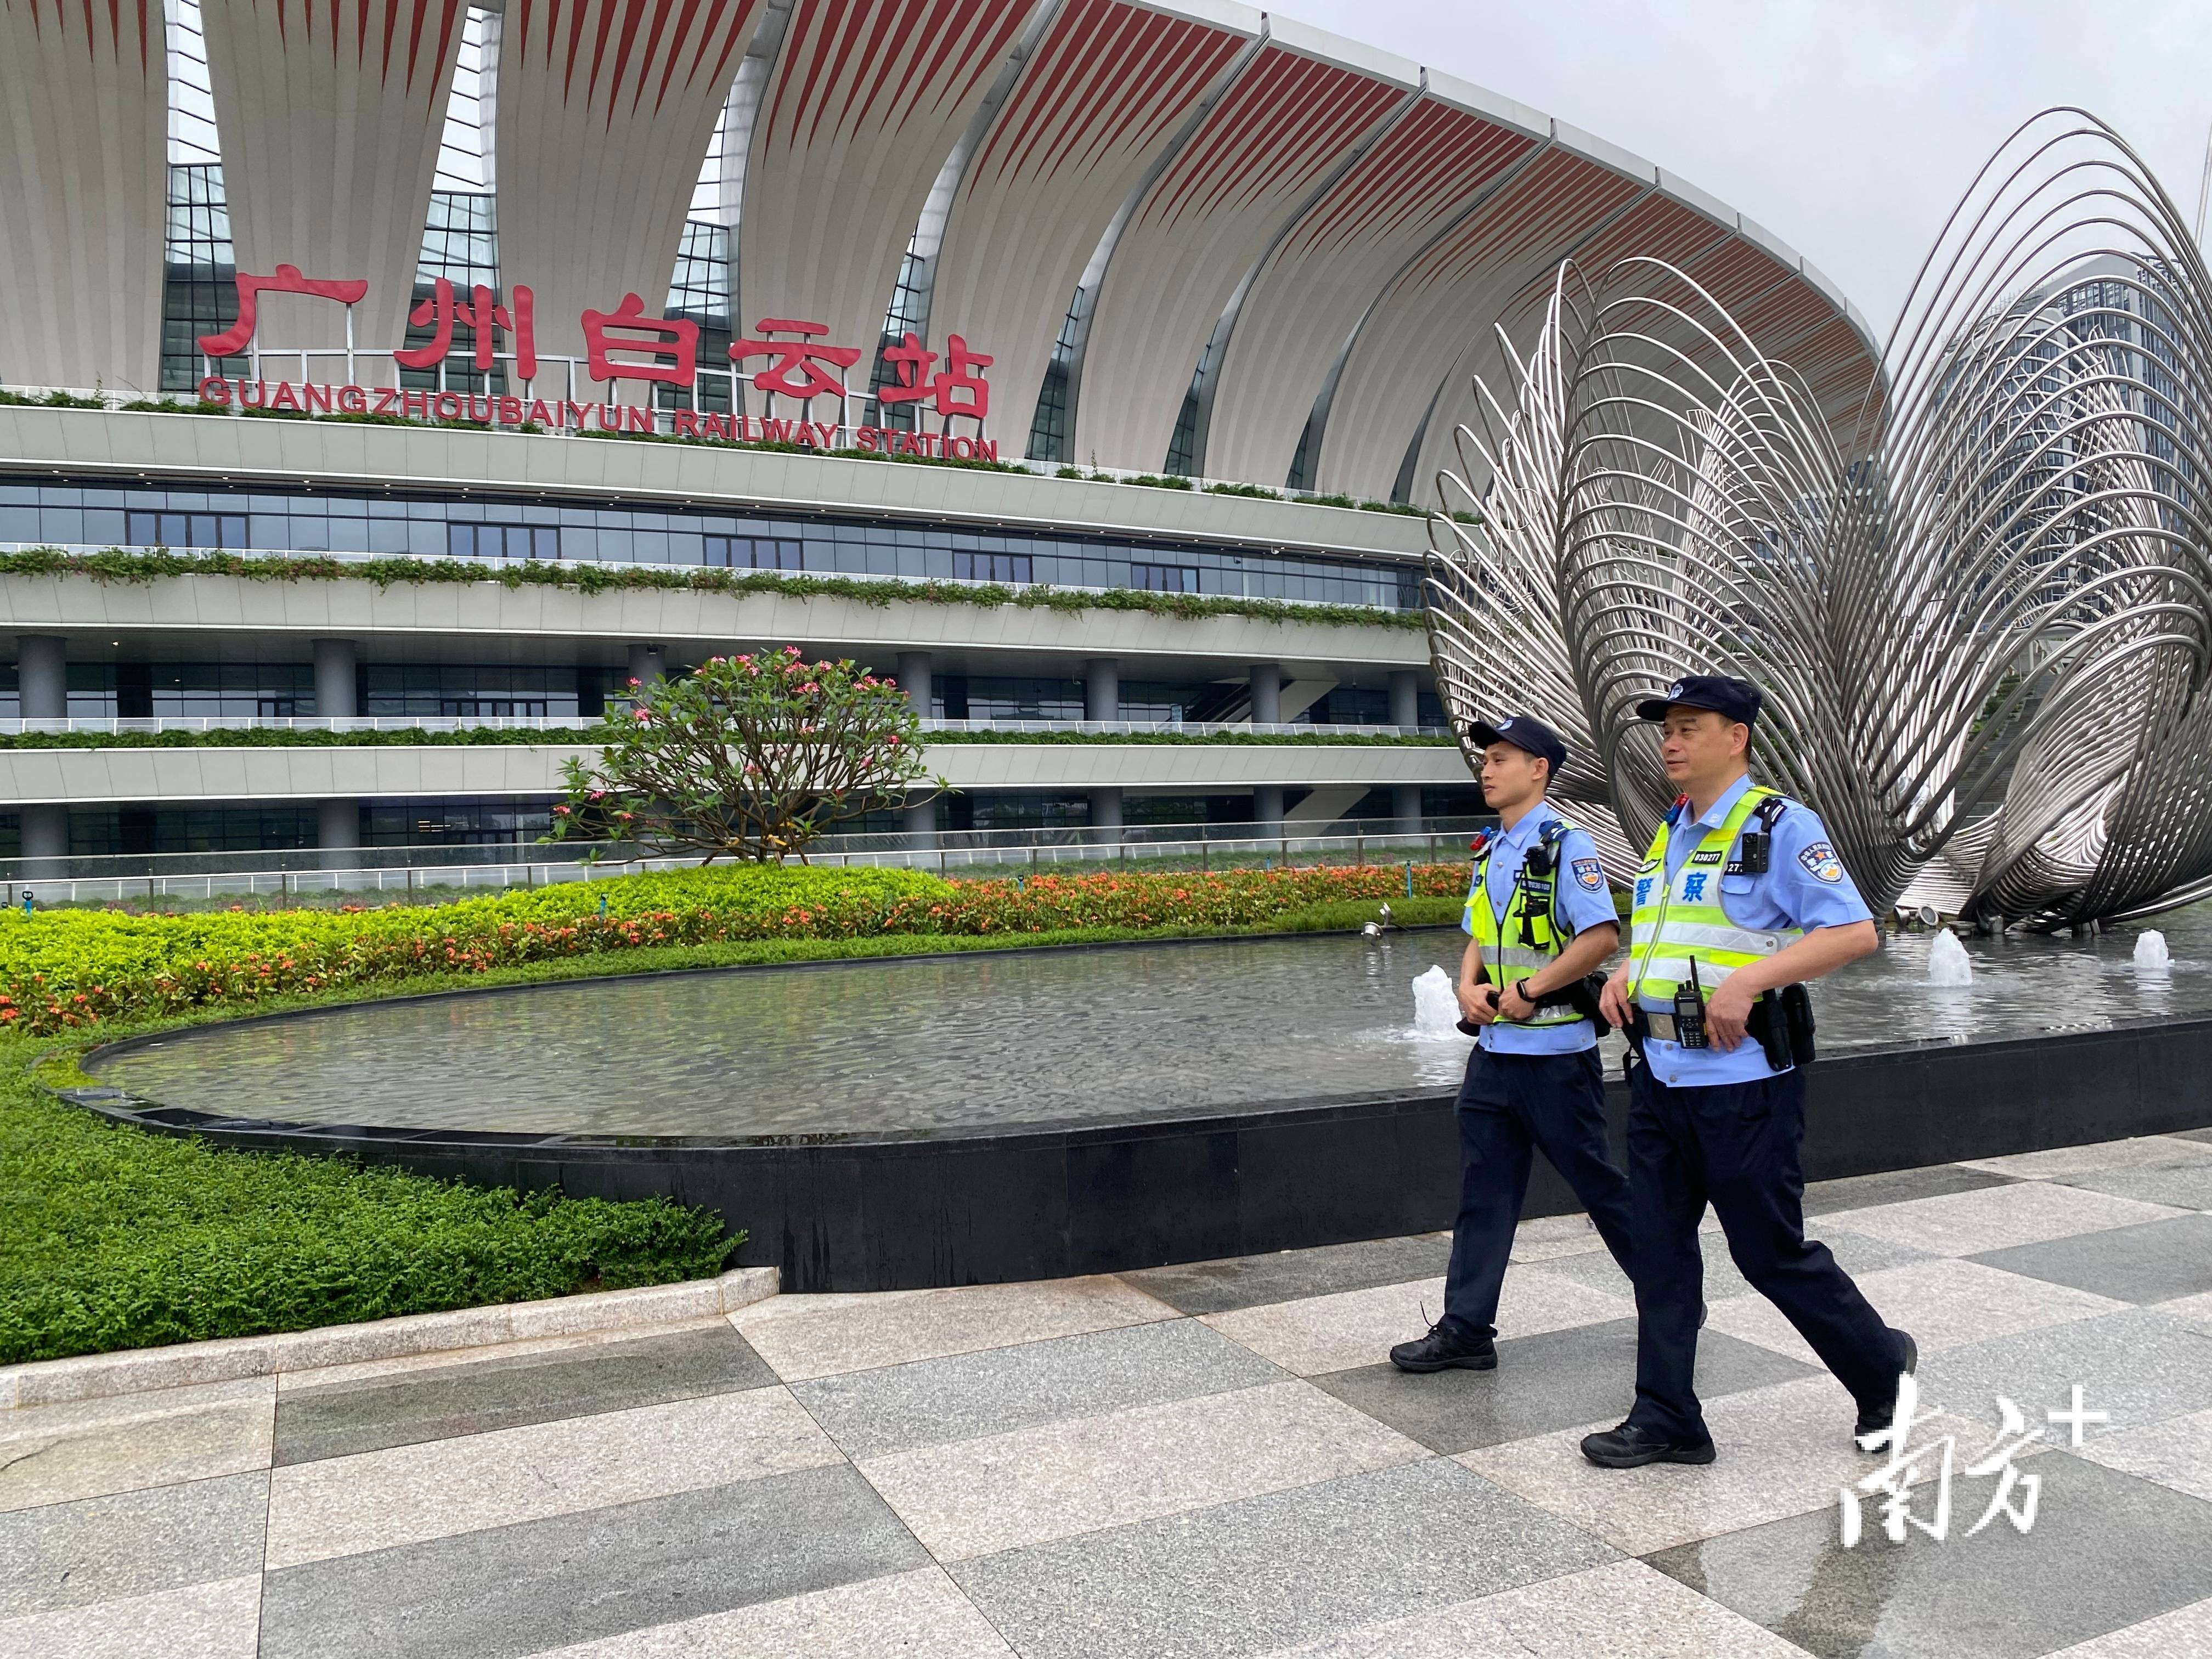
[0,1052,732,1364]
[0,724,1454,752]
[0,546,1427,633]
[0,864,1481,1034]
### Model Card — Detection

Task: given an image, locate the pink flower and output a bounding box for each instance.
[634,708,652,722]
[628,677,641,688]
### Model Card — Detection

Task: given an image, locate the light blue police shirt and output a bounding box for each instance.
[1463,806,1620,1055]
[1631,773,1872,1086]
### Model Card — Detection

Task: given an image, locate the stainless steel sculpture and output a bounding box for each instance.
[1426,110,2212,928]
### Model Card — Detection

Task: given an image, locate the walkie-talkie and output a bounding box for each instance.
[1673,958,1709,1049]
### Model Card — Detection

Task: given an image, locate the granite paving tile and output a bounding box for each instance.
[1539,1221,1932,1305]
[1255,1558,1810,1658]
[1802,1163,2023,1215]
[2059,1161,2212,1211]
[856,1376,1424,1562]
[2159,1289,2212,1334]
[731,1276,1176,1383]
[0,1471,269,1618]
[528,1566,1013,1658]
[1200,1263,1633,1378]
[1914,1307,2212,1436]
[272,1319,734,1392]
[1506,1212,1618,1263]
[950,1457,1617,1659]
[1705,1257,2129,1368]
[1965,1212,2212,1306]
[1119,1234,1451,1316]
[1459,1374,1998,1556]
[0,1573,262,1659]
[793,1317,1284,1461]
[259,1463,928,1659]
[1647,1452,2212,1659]
[2044,1594,2212,1656]
[0,1378,274,1513]
[274,1322,778,1465]
[2069,1404,2212,1505]
[1960,1136,2212,1181]
[265,1383,840,1568]
[1820,1182,2185,1257]
[1309,1318,1815,1455]
[2173,1126,2212,1144]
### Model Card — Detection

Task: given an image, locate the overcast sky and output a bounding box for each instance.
[1284,0,2212,338]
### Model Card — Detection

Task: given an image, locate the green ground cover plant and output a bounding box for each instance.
[0,1043,732,1364]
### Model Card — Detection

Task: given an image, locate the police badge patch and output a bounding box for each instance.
[1572,857,1603,891]
[1798,841,1844,883]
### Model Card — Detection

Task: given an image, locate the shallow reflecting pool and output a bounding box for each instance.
[94,904,2212,1140]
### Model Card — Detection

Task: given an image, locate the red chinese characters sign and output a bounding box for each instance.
[195,271,995,439]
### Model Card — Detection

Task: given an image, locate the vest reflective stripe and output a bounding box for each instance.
[1627,786,1802,1006]
[1467,815,1586,1029]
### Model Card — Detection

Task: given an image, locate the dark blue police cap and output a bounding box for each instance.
[1465,712,1567,771]
[1635,674,1763,727]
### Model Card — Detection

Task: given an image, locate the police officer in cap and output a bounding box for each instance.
[1390,713,1637,1373]
[1583,675,1915,1467]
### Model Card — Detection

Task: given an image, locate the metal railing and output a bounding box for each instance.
[0,715,1447,740]
[0,817,1493,906]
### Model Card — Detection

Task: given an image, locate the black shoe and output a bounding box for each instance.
[1580,1421,1717,1468]
[1389,1319,1497,1373]
[1854,1329,1920,1445]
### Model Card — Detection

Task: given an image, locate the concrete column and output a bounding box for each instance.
[1090,786,1124,834]
[895,651,933,717]
[1387,669,1421,731]
[18,635,66,720]
[318,798,362,853]
[1392,783,1424,837]
[1254,784,1284,833]
[20,802,66,867]
[313,638,358,719]
[904,797,939,853]
[1084,657,1120,725]
[1249,662,1282,726]
[627,642,666,693]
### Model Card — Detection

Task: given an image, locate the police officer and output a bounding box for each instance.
[1390,713,1637,1373]
[1582,675,1915,1467]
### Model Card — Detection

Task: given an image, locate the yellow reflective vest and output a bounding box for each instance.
[1466,817,1587,1030]
[1626,786,1802,1006]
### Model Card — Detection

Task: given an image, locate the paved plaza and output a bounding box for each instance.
[6,1130,2212,1658]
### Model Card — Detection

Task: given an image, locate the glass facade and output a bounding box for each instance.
[362,797,555,847]
[0,482,1419,608]
[69,804,319,856]
[362,665,603,719]
[933,676,1085,721]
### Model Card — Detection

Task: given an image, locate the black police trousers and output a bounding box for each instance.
[1442,1045,1635,1340]
[1625,1062,1906,1442]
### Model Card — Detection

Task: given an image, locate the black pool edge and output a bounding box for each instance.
[65,1015,2212,1293]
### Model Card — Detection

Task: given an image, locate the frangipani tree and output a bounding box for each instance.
[546,647,942,862]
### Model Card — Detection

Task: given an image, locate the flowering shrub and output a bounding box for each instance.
[0,861,1467,1034]
[551,648,940,861]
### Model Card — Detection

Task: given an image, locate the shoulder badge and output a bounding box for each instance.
[1797,840,1844,883]
[1571,856,1604,891]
